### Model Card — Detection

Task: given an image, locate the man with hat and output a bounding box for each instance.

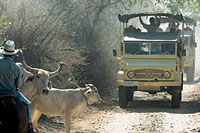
[0,40,36,133]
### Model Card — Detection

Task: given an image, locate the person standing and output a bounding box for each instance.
[139,16,161,32]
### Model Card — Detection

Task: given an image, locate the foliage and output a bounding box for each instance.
[1,0,198,95]
[0,14,11,45]
[154,0,200,20]
[0,0,86,88]
[0,0,157,95]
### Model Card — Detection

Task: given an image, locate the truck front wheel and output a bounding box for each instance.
[171,87,182,108]
[127,88,133,102]
[118,86,128,108]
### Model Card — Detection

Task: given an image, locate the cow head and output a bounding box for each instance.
[84,84,102,105]
[18,50,65,100]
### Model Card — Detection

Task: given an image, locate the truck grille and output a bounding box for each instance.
[133,69,164,79]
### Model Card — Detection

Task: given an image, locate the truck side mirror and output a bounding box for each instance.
[113,49,117,57]
[182,49,186,56]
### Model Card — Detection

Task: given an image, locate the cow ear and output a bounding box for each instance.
[25,76,34,83]
[85,84,91,89]
[85,90,92,96]
[86,84,93,88]
[85,84,89,88]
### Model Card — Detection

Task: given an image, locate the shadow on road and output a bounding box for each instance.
[125,100,200,114]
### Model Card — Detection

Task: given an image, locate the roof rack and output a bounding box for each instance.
[118,13,184,23]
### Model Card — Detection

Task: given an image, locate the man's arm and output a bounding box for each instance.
[155,16,160,26]
[16,66,23,89]
[139,16,149,30]
[139,16,145,25]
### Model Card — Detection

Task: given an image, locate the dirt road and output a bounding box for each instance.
[99,82,200,133]
[38,78,200,133]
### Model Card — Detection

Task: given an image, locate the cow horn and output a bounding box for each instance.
[49,62,65,78]
[19,50,38,74]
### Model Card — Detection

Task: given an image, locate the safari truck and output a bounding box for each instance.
[113,13,186,108]
[159,16,197,82]
[182,18,197,82]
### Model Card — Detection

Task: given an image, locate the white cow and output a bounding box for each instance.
[16,51,65,100]
[31,84,102,133]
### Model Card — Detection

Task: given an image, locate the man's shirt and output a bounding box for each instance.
[0,56,23,94]
[142,23,160,32]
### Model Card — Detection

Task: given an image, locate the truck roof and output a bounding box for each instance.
[118,13,196,26]
[123,32,180,42]
[118,13,183,23]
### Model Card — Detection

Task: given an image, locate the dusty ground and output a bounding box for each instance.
[37,76,200,133]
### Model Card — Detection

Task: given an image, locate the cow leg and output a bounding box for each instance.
[65,111,72,133]
[31,109,42,133]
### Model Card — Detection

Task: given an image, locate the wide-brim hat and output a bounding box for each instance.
[0,40,19,55]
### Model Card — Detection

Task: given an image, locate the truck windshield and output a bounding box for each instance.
[125,42,175,55]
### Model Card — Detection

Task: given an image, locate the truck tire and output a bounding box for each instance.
[118,86,128,108]
[171,87,182,108]
[127,88,133,102]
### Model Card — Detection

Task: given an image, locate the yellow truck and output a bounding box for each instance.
[113,13,186,108]
[183,18,197,82]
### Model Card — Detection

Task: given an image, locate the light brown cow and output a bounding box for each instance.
[31,84,102,133]
[17,51,65,100]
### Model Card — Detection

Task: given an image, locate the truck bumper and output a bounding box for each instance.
[117,80,182,91]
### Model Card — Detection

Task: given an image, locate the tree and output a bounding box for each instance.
[154,0,200,20]
[0,0,158,94]
[0,14,11,45]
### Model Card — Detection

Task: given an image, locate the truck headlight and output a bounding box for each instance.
[163,71,171,79]
[117,71,124,80]
[127,71,135,79]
